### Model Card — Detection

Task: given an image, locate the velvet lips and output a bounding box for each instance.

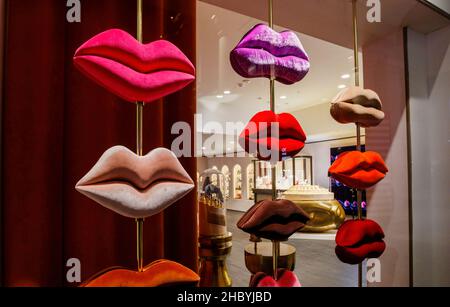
[76,146,194,219]
[73,29,195,102]
[328,151,388,189]
[82,259,199,287]
[230,23,310,85]
[239,111,306,161]
[237,199,310,241]
[330,86,385,127]
[250,269,301,288]
[335,219,386,265]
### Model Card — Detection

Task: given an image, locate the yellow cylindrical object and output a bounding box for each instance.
[198,233,233,287]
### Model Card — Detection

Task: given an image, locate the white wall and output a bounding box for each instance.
[425,0,450,14]
[291,102,362,142]
[408,26,450,286]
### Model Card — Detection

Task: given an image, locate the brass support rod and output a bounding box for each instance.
[268,0,280,282]
[272,241,280,280]
[136,218,144,272]
[270,80,275,113]
[268,0,273,28]
[268,0,277,201]
[136,102,144,156]
[271,166,277,200]
[352,0,363,288]
[137,0,143,43]
[352,0,360,87]
[135,0,144,273]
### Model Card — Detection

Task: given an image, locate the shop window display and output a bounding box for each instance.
[195,0,449,288]
[0,0,448,291]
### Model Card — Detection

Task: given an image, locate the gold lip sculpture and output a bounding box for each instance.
[76,146,194,219]
[281,184,345,233]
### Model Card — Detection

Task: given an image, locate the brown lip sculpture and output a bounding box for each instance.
[76,146,194,219]
[330,86,385,127]
[237,199,310,241]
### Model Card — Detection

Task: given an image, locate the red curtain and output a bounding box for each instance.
[1,0,197,286]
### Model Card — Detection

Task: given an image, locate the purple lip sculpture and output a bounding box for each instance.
[230,23,310,85]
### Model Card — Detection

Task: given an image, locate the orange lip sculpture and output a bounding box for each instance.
[329,151,388,189]
[82,260,199,287]
[76,146,194,219]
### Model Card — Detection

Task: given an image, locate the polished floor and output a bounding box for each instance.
[226,210,358,287]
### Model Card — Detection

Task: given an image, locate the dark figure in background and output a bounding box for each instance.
[202,176,224,203]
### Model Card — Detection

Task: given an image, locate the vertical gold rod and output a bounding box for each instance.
[268,0,277,202]
[268,0,279,281]
[268,0,273,28]
[272,241,280,280]
[137,0,143,43]
[352,0,363,288]
[271,166,277,200]
[352,0,360,88]
[135,0,144,273]
[136,218,144,271]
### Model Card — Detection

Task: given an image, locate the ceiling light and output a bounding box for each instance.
[224,90,231,95]
[338,85,346,89]
[216,95,224,99]
[341,74,350,79]
[211,14,216,20]
[280,96,287,99]
[202,147,206,150]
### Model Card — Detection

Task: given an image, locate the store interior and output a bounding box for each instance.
[195,0,450,287]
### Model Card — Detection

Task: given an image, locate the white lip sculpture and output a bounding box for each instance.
[76,146,194,219]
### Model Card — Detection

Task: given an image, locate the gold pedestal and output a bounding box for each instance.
[293,200,346,233]
[198,232,232,287]
[244,242,296,275]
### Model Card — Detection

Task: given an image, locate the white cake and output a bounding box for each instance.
[282,184,334,201]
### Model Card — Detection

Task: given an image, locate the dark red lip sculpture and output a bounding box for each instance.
[239,110,306,161]
[237,199,310,241]
[73,29,195,102]
[328,151,388,189]
[335,219,386,265]
[230,23,310,85]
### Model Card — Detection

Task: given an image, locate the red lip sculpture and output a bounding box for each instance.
[335,219,386,265]
[239,110,306,161]
[328,151,388,189]
[250,269,301,287]
[73,29,195,102]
